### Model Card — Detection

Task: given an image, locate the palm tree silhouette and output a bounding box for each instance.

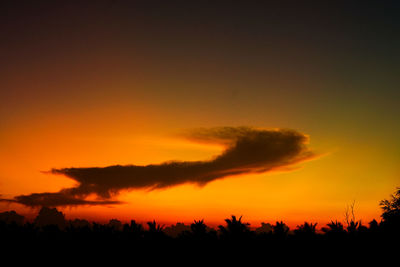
[147,220,164,232]
[218,215,250,239]
[324,221,344,232]
[272,221,289,240]
[145,220,166,241]
[182,219,218,241]
[191,219,207,235]
[294,222,317,238]
[123,220,143,239]
[322,220,346,240]
[346,220,359,234]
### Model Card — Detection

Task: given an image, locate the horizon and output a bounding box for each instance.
[0,205,384,232]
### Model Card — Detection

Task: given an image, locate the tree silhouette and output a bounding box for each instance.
[190,219,212,240]
[147,220,164,232]
[379,187,400,234]
[178,219,216,242]
[0,210,24,225]
[368,219,379,232]
[145,220,166,241]
[123,220,143,240]
[380,187,400,222]
[322,220,346,239]
[3,187,400,253]
[343,200,366,236]
[346,220,359,234]
[34,207,66,229]
[272,221,289,240]
[218,215,251,240]
[191,220,207,234]
[294,222,317,239]
[344,200,356,227]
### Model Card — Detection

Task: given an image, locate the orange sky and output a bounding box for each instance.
[0,102,397,229]
[1,2,400,229]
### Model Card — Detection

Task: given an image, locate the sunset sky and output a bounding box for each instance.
[1,1,399,228]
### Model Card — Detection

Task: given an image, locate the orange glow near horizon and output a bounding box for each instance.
[0,107,394,229]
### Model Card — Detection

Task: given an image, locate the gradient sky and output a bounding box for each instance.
[1,1,399,228]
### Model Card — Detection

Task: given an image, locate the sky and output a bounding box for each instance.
[1,1,399,228]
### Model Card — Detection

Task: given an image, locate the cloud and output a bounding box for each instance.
[1,127,316,207]
[0,192,122,207]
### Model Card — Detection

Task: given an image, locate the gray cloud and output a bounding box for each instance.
[1,192,122,207]
[2,127,315,207]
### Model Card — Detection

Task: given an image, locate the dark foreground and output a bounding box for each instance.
[1,212,399,263]
[2,187,400,262]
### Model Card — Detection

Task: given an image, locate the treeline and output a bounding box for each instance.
[1,187,399,254]
[0,210,398,243]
